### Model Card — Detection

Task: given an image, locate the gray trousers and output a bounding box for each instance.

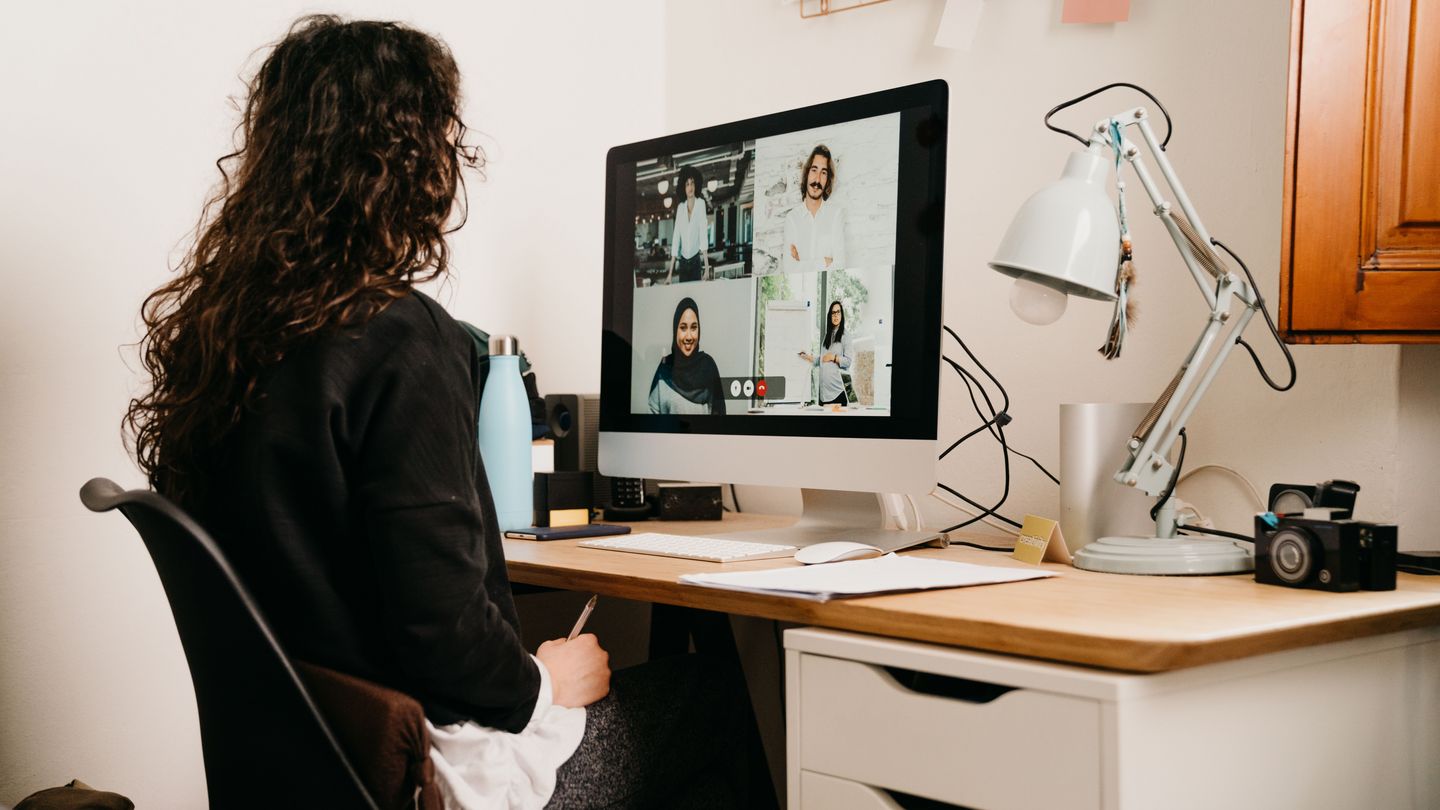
[545,653,776,810]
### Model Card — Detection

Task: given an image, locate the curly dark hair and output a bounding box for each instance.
[124,15,481,500]
[677,165,705,201]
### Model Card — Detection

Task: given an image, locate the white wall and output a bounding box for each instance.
[5,0,1438,806]
[664,0,1439,546]
[0,2,662,806]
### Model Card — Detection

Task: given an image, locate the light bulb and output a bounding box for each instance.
[1009,277,1068,325]
[663,196,673,209]
[657,179,669,195]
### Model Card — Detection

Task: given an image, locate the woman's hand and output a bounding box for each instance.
[537,634,611,708]
[821,353,835,364]
[799,351,814,363]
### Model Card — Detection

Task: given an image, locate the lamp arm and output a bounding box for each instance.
[1120,282,1258,497]
[1089,109,1262,498]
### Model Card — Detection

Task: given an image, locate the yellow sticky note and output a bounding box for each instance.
[1012,515,1073,566]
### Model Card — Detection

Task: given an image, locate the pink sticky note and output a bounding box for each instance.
[1062,0,1130,24]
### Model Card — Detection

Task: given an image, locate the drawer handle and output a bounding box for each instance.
[882,666,1018,704]
[886,786,980,809]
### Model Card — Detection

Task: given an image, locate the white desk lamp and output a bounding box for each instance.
[990,96,1260,575]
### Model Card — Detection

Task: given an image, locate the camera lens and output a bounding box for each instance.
[1270,528,1315,584]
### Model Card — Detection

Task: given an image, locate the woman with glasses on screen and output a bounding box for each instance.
[800,300,853,406]
[649,297,726,414]
[125,16,771,809]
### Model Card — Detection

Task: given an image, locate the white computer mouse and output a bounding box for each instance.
[794,541,884,565]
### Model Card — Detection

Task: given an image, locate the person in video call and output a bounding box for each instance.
[799,300,853,406]
[665,165,711,284]
[125,16,772,810]
[783,144,847,274]
[649,297,726,414]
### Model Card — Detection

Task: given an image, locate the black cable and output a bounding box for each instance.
[937,327,1029,531]
[1150,428,1188,521]
[939,354,1009,459]
[947,355,1004,444]
[942,354,1058,484]
[938,411,1008,460]
[1178,524,1255,543]
[1211,238,1297,392]
[730,483,742,513]
[1044,82,1174,151]
[944,326,1010,413]
[943,335,1060,485]
[948,539,1015,552]
[938,483,1022,530]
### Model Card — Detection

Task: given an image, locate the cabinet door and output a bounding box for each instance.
[1282,0,1440,342]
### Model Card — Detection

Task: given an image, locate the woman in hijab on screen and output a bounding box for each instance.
[648,297,726,414]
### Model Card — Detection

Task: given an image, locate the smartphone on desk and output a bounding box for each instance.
[504,524,632,541]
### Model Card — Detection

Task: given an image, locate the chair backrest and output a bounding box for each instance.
[80,478,380,810]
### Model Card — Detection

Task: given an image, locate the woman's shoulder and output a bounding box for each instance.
[328,289,470,367]
[363,289,460,338]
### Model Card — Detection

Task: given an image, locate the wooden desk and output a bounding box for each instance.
[508,514,1440,809]
[503,512,1440,673]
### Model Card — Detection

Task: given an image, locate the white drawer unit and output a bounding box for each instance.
[785,626,1440,810]
[797,653,1100,809]
[797,771,904,810]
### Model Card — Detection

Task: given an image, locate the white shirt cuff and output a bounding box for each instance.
[526,654,555,728]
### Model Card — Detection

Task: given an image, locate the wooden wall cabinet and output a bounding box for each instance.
[1281,0,1440,343]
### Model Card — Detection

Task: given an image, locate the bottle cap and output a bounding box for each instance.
[489,335,519,356]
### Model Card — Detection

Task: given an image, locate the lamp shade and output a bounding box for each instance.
[989,148,1120,302]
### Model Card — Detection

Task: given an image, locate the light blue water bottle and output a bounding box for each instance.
[477,335,533,532]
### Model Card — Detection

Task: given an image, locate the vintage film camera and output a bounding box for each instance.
[1254,511,1397,592]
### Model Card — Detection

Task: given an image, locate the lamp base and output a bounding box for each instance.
[1073,534,1254,576]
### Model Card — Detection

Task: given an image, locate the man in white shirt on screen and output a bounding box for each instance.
[783,144,847,274]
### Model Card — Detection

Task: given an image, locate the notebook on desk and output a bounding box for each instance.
[678,553,1057,601]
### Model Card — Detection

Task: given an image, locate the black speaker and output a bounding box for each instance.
[544,394,607,506]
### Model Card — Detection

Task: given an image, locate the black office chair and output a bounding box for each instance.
[79,478,434,810]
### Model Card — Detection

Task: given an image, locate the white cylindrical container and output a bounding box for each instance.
[1058,402,1158,555]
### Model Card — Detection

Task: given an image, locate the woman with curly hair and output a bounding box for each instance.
[125,16,773,809]
[664,164,710,284]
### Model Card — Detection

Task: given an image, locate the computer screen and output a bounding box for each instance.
[599,81,946,497]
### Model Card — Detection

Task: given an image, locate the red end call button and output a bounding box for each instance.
[756,379,767,397]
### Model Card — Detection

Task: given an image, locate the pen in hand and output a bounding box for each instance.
[567,594,598,641]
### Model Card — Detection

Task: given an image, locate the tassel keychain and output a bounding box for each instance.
[1100,119,1137,360]
[1100,236,1136,359]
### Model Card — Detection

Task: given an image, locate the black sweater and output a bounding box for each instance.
[187,291,539,731]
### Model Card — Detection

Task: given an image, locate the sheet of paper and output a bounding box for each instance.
[1062,0,1131,24]
[934,0,984,51]
[679,553,1056,602]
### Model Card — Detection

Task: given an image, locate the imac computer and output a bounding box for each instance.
[598,81,948,551]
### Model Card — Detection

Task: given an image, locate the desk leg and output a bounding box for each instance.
[648,604,779,810]
[648,604,741,665]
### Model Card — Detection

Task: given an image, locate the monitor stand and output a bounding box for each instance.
[720,488,945,553]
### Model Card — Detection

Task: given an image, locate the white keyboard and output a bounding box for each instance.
[579,532,798,563]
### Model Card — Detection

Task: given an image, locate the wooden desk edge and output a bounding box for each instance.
[506,515,1440,674]
[509,559,1440,673]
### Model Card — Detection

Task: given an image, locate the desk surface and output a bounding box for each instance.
[503,513,1440,674]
